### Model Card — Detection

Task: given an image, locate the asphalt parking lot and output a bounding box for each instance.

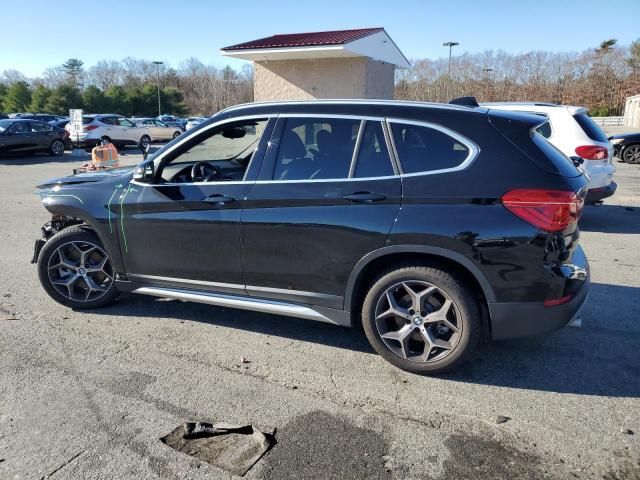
[0,146,639,480]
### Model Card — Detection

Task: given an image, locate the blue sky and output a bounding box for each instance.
[3,0,639,77]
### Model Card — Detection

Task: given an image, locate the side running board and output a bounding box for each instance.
[132,286,340,325]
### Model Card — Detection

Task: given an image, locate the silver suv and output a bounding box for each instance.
[66,114,151,149]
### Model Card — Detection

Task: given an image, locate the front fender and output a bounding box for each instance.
[38,181,129,276]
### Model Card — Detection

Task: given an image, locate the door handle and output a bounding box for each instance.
[343,192,386,204]
[201,194,235,205]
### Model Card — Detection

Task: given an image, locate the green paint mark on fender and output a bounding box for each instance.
[106,185,123,234]
[119,185,132,253]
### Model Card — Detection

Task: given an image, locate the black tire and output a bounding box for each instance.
[173,131,181,139]
[49,139,65,157]
[361,265,480,374]
[139,135,151,149]
[37,227,118,309]
[622,144,640,164]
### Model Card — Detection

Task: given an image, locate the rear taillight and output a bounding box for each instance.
[543,294,574,307]
[501,189,584,232]
[83,125,98,131]
[575,145,608,160]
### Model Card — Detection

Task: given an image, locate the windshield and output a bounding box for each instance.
[0,119,14,132]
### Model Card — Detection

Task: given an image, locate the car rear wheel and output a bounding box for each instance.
[173,131,181,139]
[361,265,480,374]
[37,227,118,309]
[622,144,640,164]
[49,139,65,157]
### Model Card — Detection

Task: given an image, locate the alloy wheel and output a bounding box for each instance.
[47,241,114,302]
[624,145,640,164]
[51,140,64,156]
[374,281,462,363]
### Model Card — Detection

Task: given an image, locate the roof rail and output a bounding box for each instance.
[449,96,479,107]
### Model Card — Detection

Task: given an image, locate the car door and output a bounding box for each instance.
[117,117,139,143]
[117,116,273,290]
[241,115,402,309]
[153,120,171,140]
[28,121,56,151]
[98,116,119,142]
[1,122,34,153]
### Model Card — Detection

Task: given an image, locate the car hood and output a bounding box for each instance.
[35,165,135,190]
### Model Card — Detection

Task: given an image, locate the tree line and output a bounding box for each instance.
[0,38,638,118]
[395,38,640,116]
[0,57,253,117]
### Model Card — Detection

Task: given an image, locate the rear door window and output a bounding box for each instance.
[353,121,394,178]
[390,122,472,174]
[30,122,53,132]
[100,117,118,125]
[273,117,360,180]
[573,113,608,143]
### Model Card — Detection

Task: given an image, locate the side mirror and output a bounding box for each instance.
[570,156,584,167]
[138,140,151,160]
[133,160,155,183]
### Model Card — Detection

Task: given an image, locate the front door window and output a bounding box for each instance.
[157,119,268,183]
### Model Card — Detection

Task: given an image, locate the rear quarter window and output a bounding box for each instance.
[390,122,472,174]
[535,121,552,139]
[573,113,608,143]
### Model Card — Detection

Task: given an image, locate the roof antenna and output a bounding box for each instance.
[449,96,479,107]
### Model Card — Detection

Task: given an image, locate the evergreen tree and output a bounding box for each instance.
[3,81,32,112]
[0,83,7,112]
[61,58,84,88]
[82,85,110,113]
[29,85,52,112]
[45,85,83,115]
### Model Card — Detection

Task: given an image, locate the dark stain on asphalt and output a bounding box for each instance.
[441,433,548,480]
[260,411,391,480]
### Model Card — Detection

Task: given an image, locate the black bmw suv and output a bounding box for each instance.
[33,100,590,374]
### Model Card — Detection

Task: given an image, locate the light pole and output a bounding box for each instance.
[483,68,494,101]
[153,61,163,117]
[442,41,459,101]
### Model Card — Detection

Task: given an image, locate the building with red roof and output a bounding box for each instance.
[221,28,409,101]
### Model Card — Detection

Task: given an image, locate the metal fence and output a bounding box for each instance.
[591,116,624,127]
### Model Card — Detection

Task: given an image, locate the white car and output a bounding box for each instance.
[185,117,206,131]
[482,103,616,204]
[131,118,181,142]
[66,114,151,149]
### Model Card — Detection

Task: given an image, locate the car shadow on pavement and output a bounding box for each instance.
[95,282,639,397]
[580,205,639,234]
[448,282,640,397]
[102,293,375,354]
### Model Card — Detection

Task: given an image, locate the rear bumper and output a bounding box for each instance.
[585,181,617,203]
[488,247,590,340]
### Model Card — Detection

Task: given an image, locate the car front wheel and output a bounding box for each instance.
[361,265,480,374]
[37,227,118,309]
[622,144,640,164]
